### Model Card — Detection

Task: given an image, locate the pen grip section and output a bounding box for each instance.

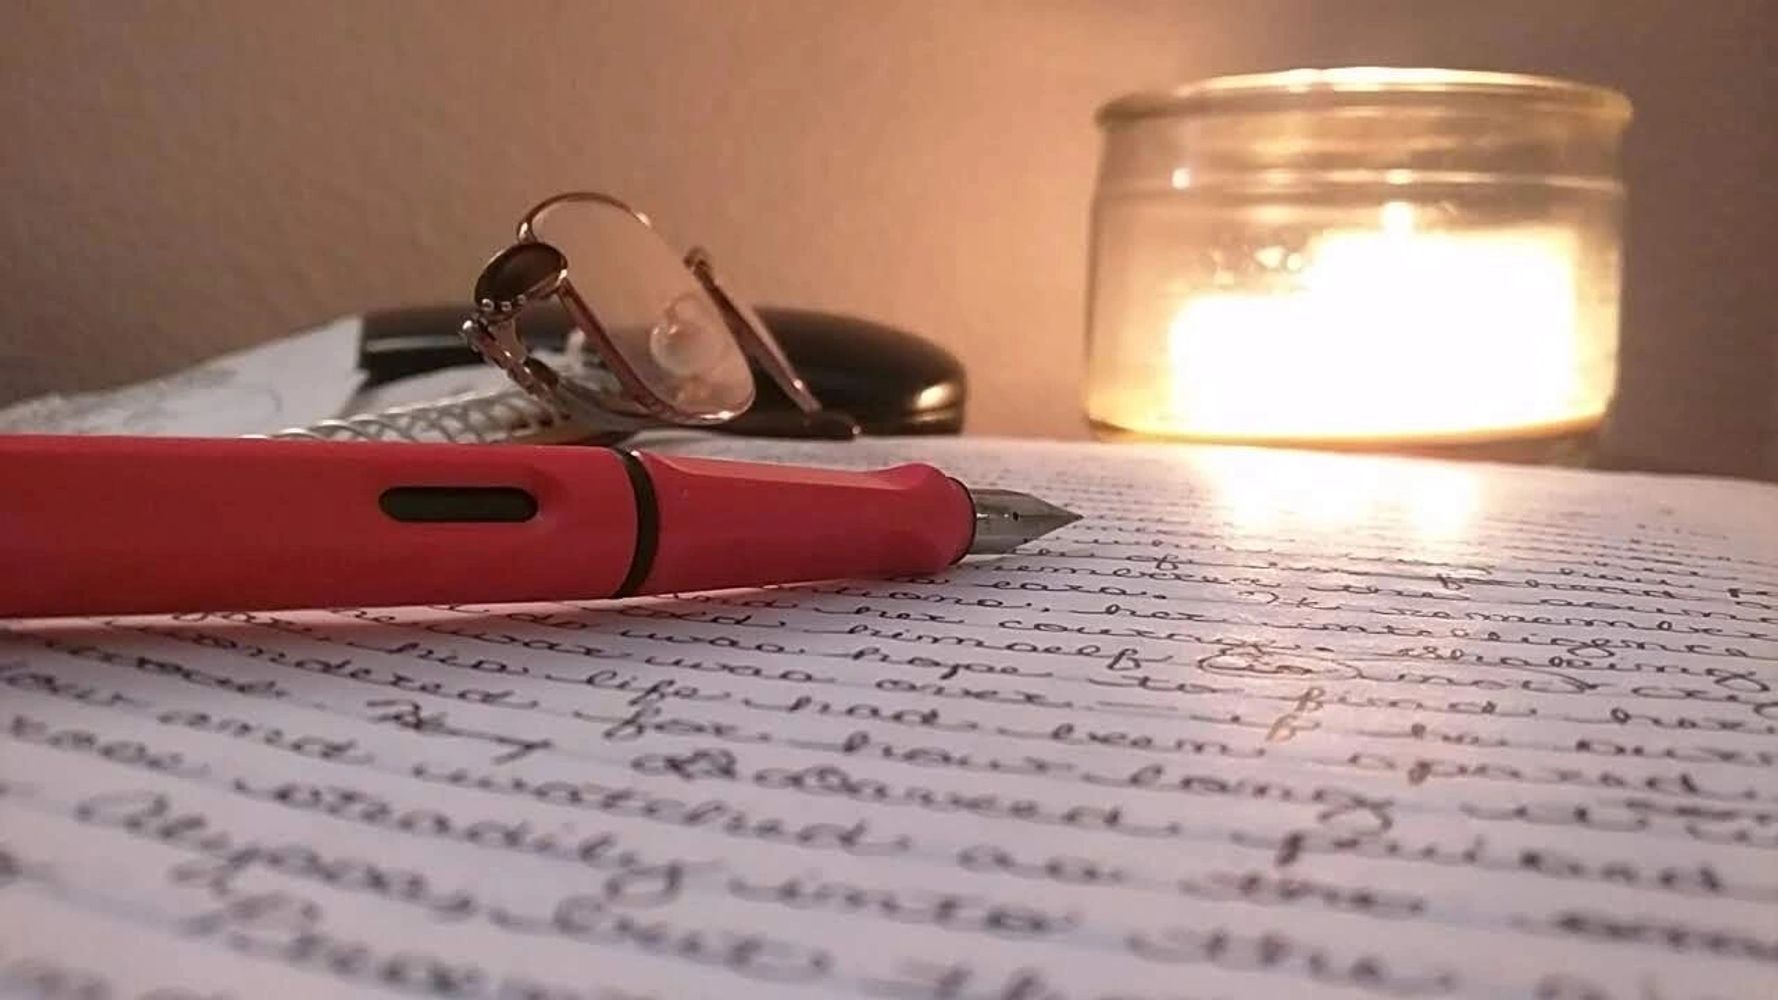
[633,453,973,595]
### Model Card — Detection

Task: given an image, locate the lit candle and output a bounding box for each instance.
[1085,68,1630,449]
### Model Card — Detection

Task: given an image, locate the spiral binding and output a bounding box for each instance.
[265,386,592,445]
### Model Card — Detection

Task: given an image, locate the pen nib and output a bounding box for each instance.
[966,488,1082,555]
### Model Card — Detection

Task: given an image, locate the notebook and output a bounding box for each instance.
[3,436,1775,999]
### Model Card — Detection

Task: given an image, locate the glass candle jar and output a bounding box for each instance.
[1084,68,1631,447]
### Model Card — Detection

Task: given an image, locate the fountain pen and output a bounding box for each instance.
[0,435,1079,618]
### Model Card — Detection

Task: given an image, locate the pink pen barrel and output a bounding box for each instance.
[0,435,641,617]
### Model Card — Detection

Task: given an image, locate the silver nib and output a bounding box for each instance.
[967,488,1082,555]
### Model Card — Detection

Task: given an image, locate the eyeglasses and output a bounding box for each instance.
[462,191,854,440]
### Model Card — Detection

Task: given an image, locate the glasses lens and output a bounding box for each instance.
[526,198,754,420]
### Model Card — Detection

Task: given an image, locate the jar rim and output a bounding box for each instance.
[1098,67,1632,123]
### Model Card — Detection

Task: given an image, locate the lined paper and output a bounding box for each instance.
[3,438,1776,999]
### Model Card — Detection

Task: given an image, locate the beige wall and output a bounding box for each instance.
[2,0,1774,475]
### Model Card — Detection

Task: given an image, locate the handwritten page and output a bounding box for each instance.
[3,437,1776,999]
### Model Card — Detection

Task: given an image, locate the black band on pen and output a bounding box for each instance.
[950,477,978,564]
[613,450,660,599]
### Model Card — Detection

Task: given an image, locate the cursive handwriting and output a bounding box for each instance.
[4,437,1776,998]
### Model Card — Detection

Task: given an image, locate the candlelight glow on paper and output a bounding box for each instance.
[1156,204,1589,442]
[1194,446,1481,546]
